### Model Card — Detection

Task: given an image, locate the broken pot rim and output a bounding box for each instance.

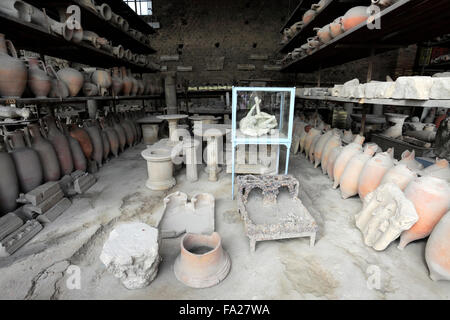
[180,232,222,257]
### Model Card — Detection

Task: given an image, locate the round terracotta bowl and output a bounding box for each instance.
[174,232,231,288]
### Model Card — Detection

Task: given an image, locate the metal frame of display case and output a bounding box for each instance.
[231,87,296,199]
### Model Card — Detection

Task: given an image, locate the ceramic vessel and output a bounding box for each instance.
[60,121,86,172]
[357,148,395,200]
[399,176,450,249]
[425,212,450,281]
[332,135,365,188]
[70,124,93,161]
[330,16,344,38]
[27,58,51,98]
[399,150,423,172]
[340,143,378,199]
[304,128,321,156]
[91,69,112,94]
[111,67,123,96]
[174,232,231,288]
[44,116,74,176]
[321,131,342,174]
[0,138,19,214]
[47,65,69,98]
[419,158,450,183]
[28,123,60,181]
[383,113,408,139]
[84,120,104,168]
[128,70,138,96]
[57,67,84,97]
[327,146,343,179]
[6,130,43,193]
[314,24,332,44]
[313,129,333,168]
[120,66,132,96]
[0,34,27,98]
[112,116,127,152]
[101,119,119,157]
[303,9,316,24]
[309,133,322,163]
[141,146,176,190]
[342,6,369,31]
[380,163,417,191]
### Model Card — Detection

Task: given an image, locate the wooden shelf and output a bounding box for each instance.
[104,0,155,35]
[0,12,157,73]
[0,95,163,105]
[296,94,450,109]
[25,0,156,54]
[281,0,450,73]
[280,0,314,33]
[279,0,367,54]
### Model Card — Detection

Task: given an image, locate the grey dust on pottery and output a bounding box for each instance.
[236,175,318,252]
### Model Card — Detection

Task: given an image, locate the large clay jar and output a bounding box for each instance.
[342,6,369,31]
[47,64,70,98]
[91,69,112,94]
[60,121,87,172]
[57,67,84,97]
[399,150,423,172]
[314,24,332,44]
[101,130,110,161]
[332,135,365,188]
[174,232,231,288]
[340,143,378,199]
[6,130,43,193]
[111,67,123,96]
[425,212,450,281]
[303,9,316,25]
[321,131,342,174]
[327,146,343,179]
[28,123,60,181]
[0,138,19,215]
[120,114,134,147]
[304,128,321,157]
[112,116,127,152]
[399,177,450,249]
[120,66,132,96]
[70,124,93,161]
[0,34,27,98]
[419,158,450,183]
[330,16,344,38]
[299,125,311,153]
[309,132,322,163]
[380,163,417,191]
[101,119,119,157]
[357,148,395,200]
[84,120,104,168]
[127,69,138,96]
[27,58,51,98]
[44,116,74,176]
[313,129,334,168]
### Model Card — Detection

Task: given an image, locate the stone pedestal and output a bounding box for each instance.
[157,114,188,146]
[183,139,200,182]
[142,124,159,144]
[141,147,175,190]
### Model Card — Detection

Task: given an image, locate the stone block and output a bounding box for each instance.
[392,76,433,100]
[36,198,71,225]
[430,77,450,99]
[0,220,42,257]
[0,213,23,241]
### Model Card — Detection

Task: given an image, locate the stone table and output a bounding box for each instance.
[189,115,222,128]
[194,124,231,181]
[157,114,188,146]
[141,145,176,190]
[136,117,164,145]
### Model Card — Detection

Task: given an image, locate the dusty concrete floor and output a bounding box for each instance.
[0,143,449,300]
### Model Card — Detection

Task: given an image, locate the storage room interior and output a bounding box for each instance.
[0,0,449,300]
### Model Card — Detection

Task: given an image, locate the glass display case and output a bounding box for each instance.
[231,87,296,198]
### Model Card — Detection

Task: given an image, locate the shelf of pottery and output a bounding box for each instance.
[0,106,146,257]
[279,0,450,73]
[0,0,159,73]
[291,111,450,281]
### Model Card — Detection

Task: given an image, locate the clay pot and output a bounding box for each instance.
[6,130,43,193]
[332,135,365,188]
[27,58,51,98]
[309,132,322,163]
[312,0,332,12]
[380,163,417,191]
[60,121,87,172]
[120,66,132,96]
[0,34,27,98]
[302,9,316,25]
[321,131,342,174]
[84,120,104,167]
[70,124,93,161]
[47,65,69,98]
[128,70,138,96]
[357,148,395,200]
[57,67,84,97]
[330,16,344,38]
[174,232,231,288]
[101,119,119,158]
[399,150,423,172]
[28,123,60,181]
[101,130,110,161]
[425,212,450,281]
[307,36,321,48]
[340,143,378,199]
[342,6,370,31]
[111,67,123,96]
[399,176,450,249]
[383,113,408,139]
[313,130,334,168]
[83,82,99,96]
[91,69,112,93]
[112,116,127,152]
[314,24,332,44]
[119,114,134,147]
[371,0,399,8]
[0,138,19,214]
[419,158,450,182]
[327,146,343,179]
[44,116,74,176]
[304,128,321,157]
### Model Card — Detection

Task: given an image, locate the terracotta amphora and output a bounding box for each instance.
[70,124,93,161]
[342,6,369,31]
[119,113,134,147]
[425,212,450,281]
[27,57,51,98]
[0,137,19,214]
[101,130,110,161]
[57,67,84,97]
[120,66,132,96]
[111,115,127,152]
[111,67,123,96]
[47,64,69,98]
[60,120,87,172]
[28,123,60,181]
[332,135,365,188]
[127,69,138,96]
[6,130,43,193]
[0,34,27,98]
[44,116,74,176]
[84,119,104,167]
[100,118,119,157]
